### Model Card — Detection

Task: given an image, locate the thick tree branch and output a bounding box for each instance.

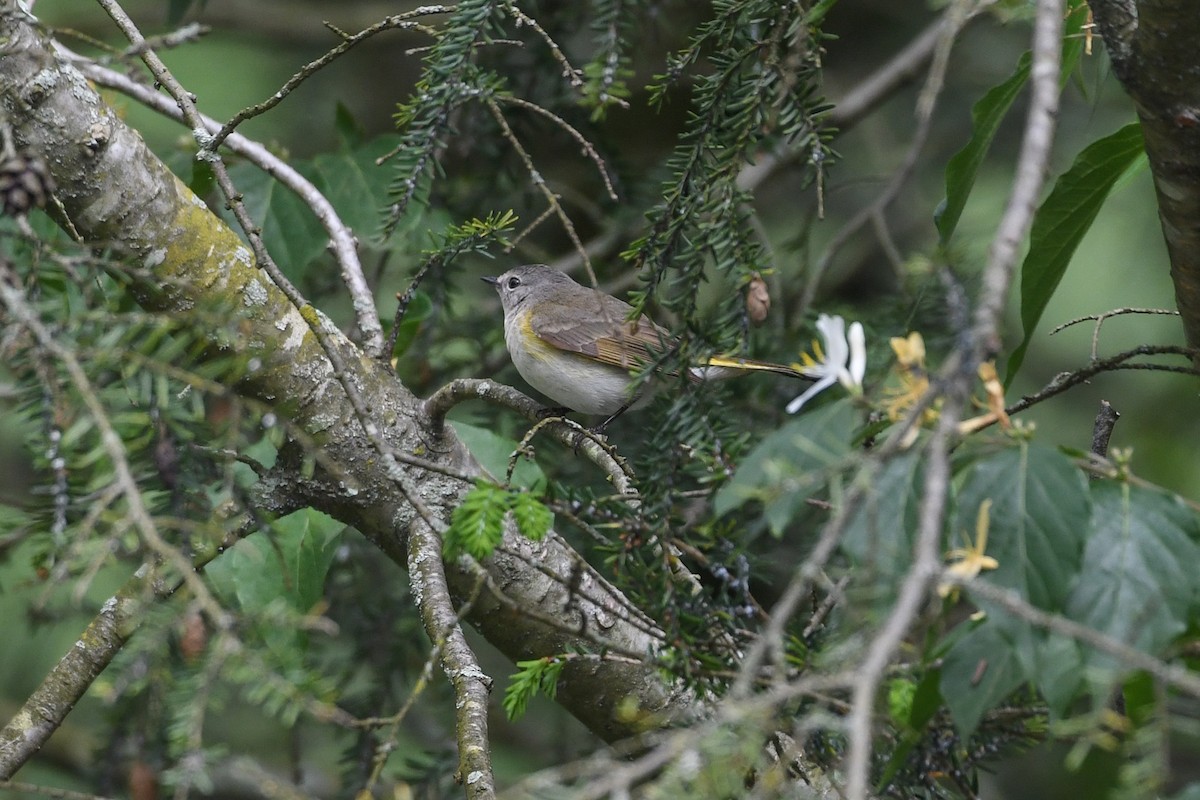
[1088,0,1200,352]
[0,2,691,768]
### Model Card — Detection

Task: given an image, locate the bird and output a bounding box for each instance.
[482,264,810,427]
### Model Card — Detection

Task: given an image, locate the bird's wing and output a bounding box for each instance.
[530,294,676,370]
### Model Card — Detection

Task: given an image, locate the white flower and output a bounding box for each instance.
[786,314,866,413]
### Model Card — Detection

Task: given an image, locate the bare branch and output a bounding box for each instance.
[408,524,496,798]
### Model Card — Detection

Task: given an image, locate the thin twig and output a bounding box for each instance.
[205,8,451,152]
[496,94,618,202]
[957,576,1200,699]
[486,99,597,286]
[423,378,637,494]
[1049,306,1179,361]
[504,3,585,90]
[1007,343,1197,416]
[844,388,964,800]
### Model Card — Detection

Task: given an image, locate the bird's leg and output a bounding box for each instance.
[591,400,634,436]
[537,405,573,420]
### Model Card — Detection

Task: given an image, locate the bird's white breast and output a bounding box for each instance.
[504,310,646,416]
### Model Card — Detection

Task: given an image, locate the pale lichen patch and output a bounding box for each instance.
[275,308,308,352]
[143,248,167,269]
[243,277,268,307]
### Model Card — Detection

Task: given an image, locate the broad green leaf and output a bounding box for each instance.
[310,134,403,240]
[935,4,1088,243]
[450,421,546,491]
[1006,123,1146,381]
[946,445,1092,721]
[713,399,857,536]
[391,291,434,359]
[229,162,328,282]
[954,443,1089,611]
[940,618,1026,737]
[841,450,923,590]
[935,54,1030,242]
[1030,630,1083,718]
[207,508,344,614]
[1065,481,1200,687]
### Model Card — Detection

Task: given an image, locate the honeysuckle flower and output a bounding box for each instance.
[957,361,1012,435]
[786,314,866,413]
[883,331,936,424]
[938,498,999,599]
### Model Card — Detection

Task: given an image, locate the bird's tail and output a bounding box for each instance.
[690,355,810,382]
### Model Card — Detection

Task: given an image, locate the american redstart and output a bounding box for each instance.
[483,265,810,425]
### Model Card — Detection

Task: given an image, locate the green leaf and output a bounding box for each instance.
[229,162,328,282]
[1065,481,1200,687]
[1006,123,1146,381]
[955,443,1089,611]
[940,618,1026,737]
[713,399,857,536]
[511,492,553,542]
[310,134,404,242]
[444,481,510,560]
[207,509,344,614]
[391,290,433,359]
[841,451,923,591]
[1030,631,1084,718]
[450,421,546,491]
[935,4,1088,243]
[935,54,1031,242]
[333,102,366,148]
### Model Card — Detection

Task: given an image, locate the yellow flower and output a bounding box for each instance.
[958,361,1012,435]
[891,331,926,368]
[883,331,937,425]
[938,499,999,598]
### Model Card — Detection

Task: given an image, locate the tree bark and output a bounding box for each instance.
[1088,0,1200,352]
[0,0,690,757]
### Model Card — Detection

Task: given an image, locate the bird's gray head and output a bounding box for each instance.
[482,264,581,313]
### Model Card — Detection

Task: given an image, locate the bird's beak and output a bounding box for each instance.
[480,275,500,286]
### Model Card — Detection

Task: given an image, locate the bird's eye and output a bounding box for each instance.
[506,276,521,290]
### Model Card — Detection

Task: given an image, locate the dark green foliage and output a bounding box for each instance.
[387,0,507,231]
[627,0,833,328]
[579,0,641,119]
